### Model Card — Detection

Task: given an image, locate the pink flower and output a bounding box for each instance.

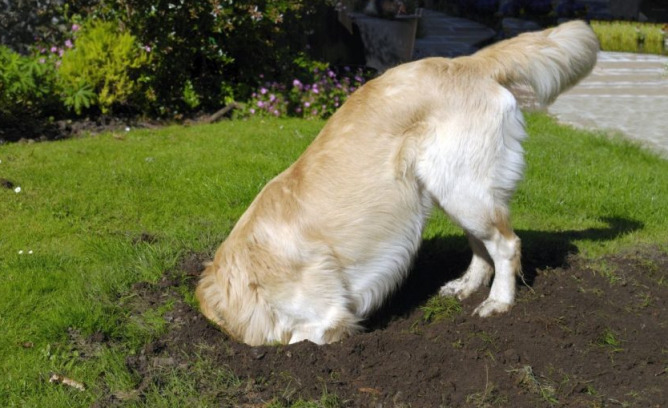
[249,108,256,114]
[144,45,152,52]
[65,39,73,48]
[71,24,80,32]
[260,87,268,95]
[304,101,310,107]
[50,46,58,53]
[257,101,264,108]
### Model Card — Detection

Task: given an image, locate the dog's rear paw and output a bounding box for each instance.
[473,299,512,317]
[439,278,475,300]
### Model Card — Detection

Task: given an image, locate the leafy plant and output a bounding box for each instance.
[58,20,149,115]
[0,46,58,116]
[243,58,369,119]
[61,78,97,115]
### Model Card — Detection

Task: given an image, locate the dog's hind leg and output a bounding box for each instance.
[439,202,521,316]
[438,198,521,316]
[439,233,494,300]
[471,208,521,316]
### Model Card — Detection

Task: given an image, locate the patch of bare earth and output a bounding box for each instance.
[103,241,667,407]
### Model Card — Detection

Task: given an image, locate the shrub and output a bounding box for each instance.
[243,58,369,119]
[57,20,150,115]
[0,46,58,118]
[591,21,666,55]
[89,0,334,116]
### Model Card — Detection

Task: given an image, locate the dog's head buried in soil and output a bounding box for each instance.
[196,21,599,346]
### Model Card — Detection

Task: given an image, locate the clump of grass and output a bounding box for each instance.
[466,365,508,407]
[420,295,462,323]
[508,365,559,405]
[591,21,666,55]
[595,328,624,353]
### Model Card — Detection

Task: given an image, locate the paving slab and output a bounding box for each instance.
[549,51,668,158]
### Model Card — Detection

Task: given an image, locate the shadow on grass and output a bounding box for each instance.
[366,216,643,329]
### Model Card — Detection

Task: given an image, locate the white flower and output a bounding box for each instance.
[14,186,21,193]
[28,250,34,254]
[125,126,131,132]
[18,250,24,255]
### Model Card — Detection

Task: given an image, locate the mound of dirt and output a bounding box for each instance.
[104,243,668,407]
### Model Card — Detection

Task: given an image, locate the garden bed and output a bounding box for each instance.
[98,245,668,407]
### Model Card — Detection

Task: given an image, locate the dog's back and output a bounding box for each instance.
[197,21,598,346]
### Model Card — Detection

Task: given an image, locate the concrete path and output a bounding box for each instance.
[413,9,668,158]
[549,52,668,158]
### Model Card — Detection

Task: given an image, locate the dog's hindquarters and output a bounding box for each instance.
[416,80,525,316]
[425,21,597,315]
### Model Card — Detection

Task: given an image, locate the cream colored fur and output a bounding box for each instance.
[196,21,599,346]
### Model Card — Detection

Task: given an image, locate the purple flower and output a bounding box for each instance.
[50,46,58,53]
[71,24,80,32]
[65,39,73,48]
[249,108,256,114]
[292,79,302,88]
[144,45,152,52]
[260,87,268,95]
[257,101,264,108]
[304,101,310,107]
[269,94,276,102]
[273,109,280,116]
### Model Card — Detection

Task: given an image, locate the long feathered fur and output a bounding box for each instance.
[196,21,599,346]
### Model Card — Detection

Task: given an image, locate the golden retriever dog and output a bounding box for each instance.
[196,21,599,346]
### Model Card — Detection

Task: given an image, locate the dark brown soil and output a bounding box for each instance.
[107,235,668,407]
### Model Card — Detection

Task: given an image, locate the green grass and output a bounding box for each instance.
[1,114,667,406]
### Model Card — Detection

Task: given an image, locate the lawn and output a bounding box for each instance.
[1,115,667,406]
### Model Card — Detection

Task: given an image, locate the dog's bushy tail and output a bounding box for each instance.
[474,20,599,105]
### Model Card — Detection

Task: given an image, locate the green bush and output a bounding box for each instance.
[0,46,58,118]
[89,0,333,116]
[591,21,666,55]
[58,21,150,115]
